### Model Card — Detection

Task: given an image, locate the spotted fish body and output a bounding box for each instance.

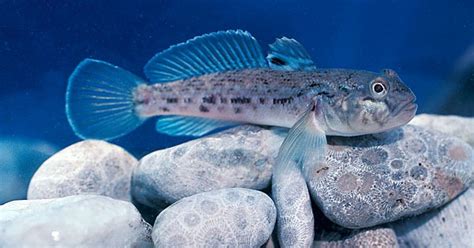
[66,30,416,139]
[135,69,331,128]
[135,68,415,135]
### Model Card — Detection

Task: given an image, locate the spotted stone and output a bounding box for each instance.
[361,148,389,165]
[132,125,282,208]
[28,140,137,201]
[152,188,276,247]
[307,124,473,228]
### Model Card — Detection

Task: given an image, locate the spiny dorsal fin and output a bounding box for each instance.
[266,37,316,71]
[144,30,268,83]
[156,116,240,137]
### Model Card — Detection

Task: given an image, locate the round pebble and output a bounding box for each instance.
[392,189,474,247]
[272,166,314,247]
[410,114,474,147]
[28,140,138,201]
[132,125,284,208]
[316,228,398,247]
[152,188,276,247]
[0,195,152,247]
[306,125,473,228]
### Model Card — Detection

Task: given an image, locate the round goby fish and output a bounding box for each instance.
[66,30,416,141]
[66,30,417,248]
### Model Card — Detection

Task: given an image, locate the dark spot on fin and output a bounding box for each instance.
[266,37,316,71]
[270,57,287,66]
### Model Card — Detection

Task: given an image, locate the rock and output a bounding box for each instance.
[132,125,283,208]
[28,140,137,201]
[134,122,472,230]
[315,227,399,248]
[410,114,474,147]
[152,188,276,247]
[0,138,58,204]
[391,189,474,247]
[312,202,399,247]
[306,125,473,228]
[0,195,152,247]
[272,160,314,247]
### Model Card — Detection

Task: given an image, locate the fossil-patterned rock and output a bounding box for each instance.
[307,125,473,228]
[315,227,399,248]
[0,195,152,247]
[272,165,314,247]
[132,125,283,208]
[136,120,472,238]
[392,189,474,247]
[410,114,474,147]
[152,188,276,247]
[28,140,137,201]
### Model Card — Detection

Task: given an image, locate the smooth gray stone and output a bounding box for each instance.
[315,227,399,248]
[410,114,474,147]
[307,125,473,228]
[0,195,152,247]
[152,188,276,248]
[132,125,283,208]
[0,138,58,204]
[392,189,474,247]
[28,140,138,201]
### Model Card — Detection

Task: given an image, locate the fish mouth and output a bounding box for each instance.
[395,100,418,122]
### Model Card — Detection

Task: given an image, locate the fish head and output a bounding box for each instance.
[322,69,417,136]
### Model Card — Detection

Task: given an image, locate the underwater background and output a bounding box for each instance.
[1,0,473,203]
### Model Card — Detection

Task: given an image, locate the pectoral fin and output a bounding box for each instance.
[271,101,326,247]
[273,101,327,180]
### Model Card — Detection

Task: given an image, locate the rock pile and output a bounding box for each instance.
[0,114,472,247]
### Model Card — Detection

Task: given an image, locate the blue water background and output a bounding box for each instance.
[1,0,473,154]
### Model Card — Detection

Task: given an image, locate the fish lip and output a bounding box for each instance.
[397,102,418,122]
[404,102,418,112]
[394,96,417,116]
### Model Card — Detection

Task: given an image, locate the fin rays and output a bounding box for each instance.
[156,116,239,137]
[66,59,146,140]
[144,30,267,83]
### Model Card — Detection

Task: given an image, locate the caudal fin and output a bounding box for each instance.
[66,59,147,140]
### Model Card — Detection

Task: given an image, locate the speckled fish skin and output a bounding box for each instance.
[65,30,417,140]
[135,68,417,136]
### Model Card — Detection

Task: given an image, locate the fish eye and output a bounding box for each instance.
[370,80,387,97]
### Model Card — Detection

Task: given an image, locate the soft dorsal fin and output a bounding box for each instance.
[144,30,268,83]
[156,116,240,137]
[266,37,316,71]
